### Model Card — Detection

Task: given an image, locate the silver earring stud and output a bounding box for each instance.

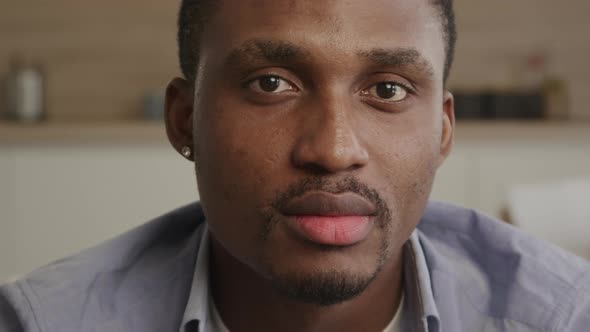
[181,146,192,158]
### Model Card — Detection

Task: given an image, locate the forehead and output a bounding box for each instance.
[200,0,445,79]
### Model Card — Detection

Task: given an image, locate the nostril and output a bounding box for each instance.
[300,162,333,175]
[294,155,366,176]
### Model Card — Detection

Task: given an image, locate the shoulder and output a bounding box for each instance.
[417,201,590,331]
[0,202,206,332]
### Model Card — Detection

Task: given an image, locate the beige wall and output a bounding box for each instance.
[450,0,590,120]
[1,1,589,120]
[0,0,179,121]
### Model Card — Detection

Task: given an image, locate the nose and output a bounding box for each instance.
[291,97,369,174]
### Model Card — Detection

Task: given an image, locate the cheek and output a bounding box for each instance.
[379,146,436,203]
[384,132,438,188]
[195,105,301,271]
[193,96,294,226]
[193,114,273,262]
[197,117,268,204]
[197,95,290,178]
[369,122,440,230]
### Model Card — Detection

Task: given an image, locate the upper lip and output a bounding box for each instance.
[281,191,376,216]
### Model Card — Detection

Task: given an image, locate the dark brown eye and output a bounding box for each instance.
[376,83,397,98]
[259,76,280,92]
[248,76,294,93]
[365,82,408,102]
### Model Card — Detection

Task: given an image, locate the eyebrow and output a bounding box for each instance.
[225,39,435,79]
[358,47,435,78]
[226,39,311,67]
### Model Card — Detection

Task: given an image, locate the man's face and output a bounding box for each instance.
[180,0,453,304]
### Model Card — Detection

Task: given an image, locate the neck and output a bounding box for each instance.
[209,236,404,332]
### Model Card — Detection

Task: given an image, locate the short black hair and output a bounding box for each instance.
[177,0,457,84]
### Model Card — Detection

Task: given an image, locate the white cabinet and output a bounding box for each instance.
[0,147,17,281]
[0,142,197,281]
[473,144,590,217]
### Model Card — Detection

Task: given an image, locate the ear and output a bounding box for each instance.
[165,77,195,160]
[437,90,455,167]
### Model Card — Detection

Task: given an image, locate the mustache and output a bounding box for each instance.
[258,176,392,242]
[271,176,391,220]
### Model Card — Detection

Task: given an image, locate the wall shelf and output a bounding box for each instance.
[0,121,168,145]
[454,120,590,143]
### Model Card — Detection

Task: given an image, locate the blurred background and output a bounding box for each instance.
[1,0,589,281]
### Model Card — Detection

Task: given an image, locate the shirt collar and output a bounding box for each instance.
[180,223,210,332]
[181,225,440,332]
[402,230,441,332]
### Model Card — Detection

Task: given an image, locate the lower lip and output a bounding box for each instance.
[286,216,372,246]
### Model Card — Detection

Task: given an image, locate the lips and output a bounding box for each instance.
[281,192,376,246]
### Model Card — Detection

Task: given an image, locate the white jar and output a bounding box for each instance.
[6,58,46,123]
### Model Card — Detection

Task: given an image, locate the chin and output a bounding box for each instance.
[268,267,380,306]
[258,228,391,306]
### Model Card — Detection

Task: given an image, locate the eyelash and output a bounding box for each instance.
[244,75,297,92]
[387,81,415,94]
[243,75,416,98]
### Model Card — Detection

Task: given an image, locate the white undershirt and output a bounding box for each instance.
[207,292,404,332]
